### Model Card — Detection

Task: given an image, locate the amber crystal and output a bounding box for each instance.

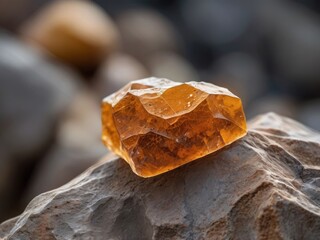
[101,78,247,177]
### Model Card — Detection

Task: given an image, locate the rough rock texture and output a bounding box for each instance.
[1,113,320,240]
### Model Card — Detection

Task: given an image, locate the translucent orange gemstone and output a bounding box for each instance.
[101,78,247,177]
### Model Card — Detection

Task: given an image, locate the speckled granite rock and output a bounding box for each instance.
[1,113,320,240]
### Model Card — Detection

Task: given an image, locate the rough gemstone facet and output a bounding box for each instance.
[101,78,247,177]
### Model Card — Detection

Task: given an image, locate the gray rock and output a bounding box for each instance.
[23,90,107,203]
[181,0,254,46]
[298,99,320,131]
[0,32,77,160]
[0,149,14,220]
[1,113,320,239]
[24,145,106,206]
[246,95,297,119]
[93,53,149,98]
[116,9,178,64]
[210,52,267,105]
[148,52,199,83]
[256,0,320,94]
[0,32,78,221]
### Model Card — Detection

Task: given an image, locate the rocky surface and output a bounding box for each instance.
[1,113,320,239]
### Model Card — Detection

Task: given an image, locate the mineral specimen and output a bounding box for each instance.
[101,78,247,177]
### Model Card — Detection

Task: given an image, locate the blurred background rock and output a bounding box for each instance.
[0,0,319,222]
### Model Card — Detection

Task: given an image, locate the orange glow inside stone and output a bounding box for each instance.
[101,78,247,177]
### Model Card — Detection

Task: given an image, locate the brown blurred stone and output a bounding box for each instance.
[93,53,148,98]
[21,0,119,72]
[116,9,178,64]
[148,52,199,83]
[1,113,320,239]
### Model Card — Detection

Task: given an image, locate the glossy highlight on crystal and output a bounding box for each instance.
[101,77,247,177]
